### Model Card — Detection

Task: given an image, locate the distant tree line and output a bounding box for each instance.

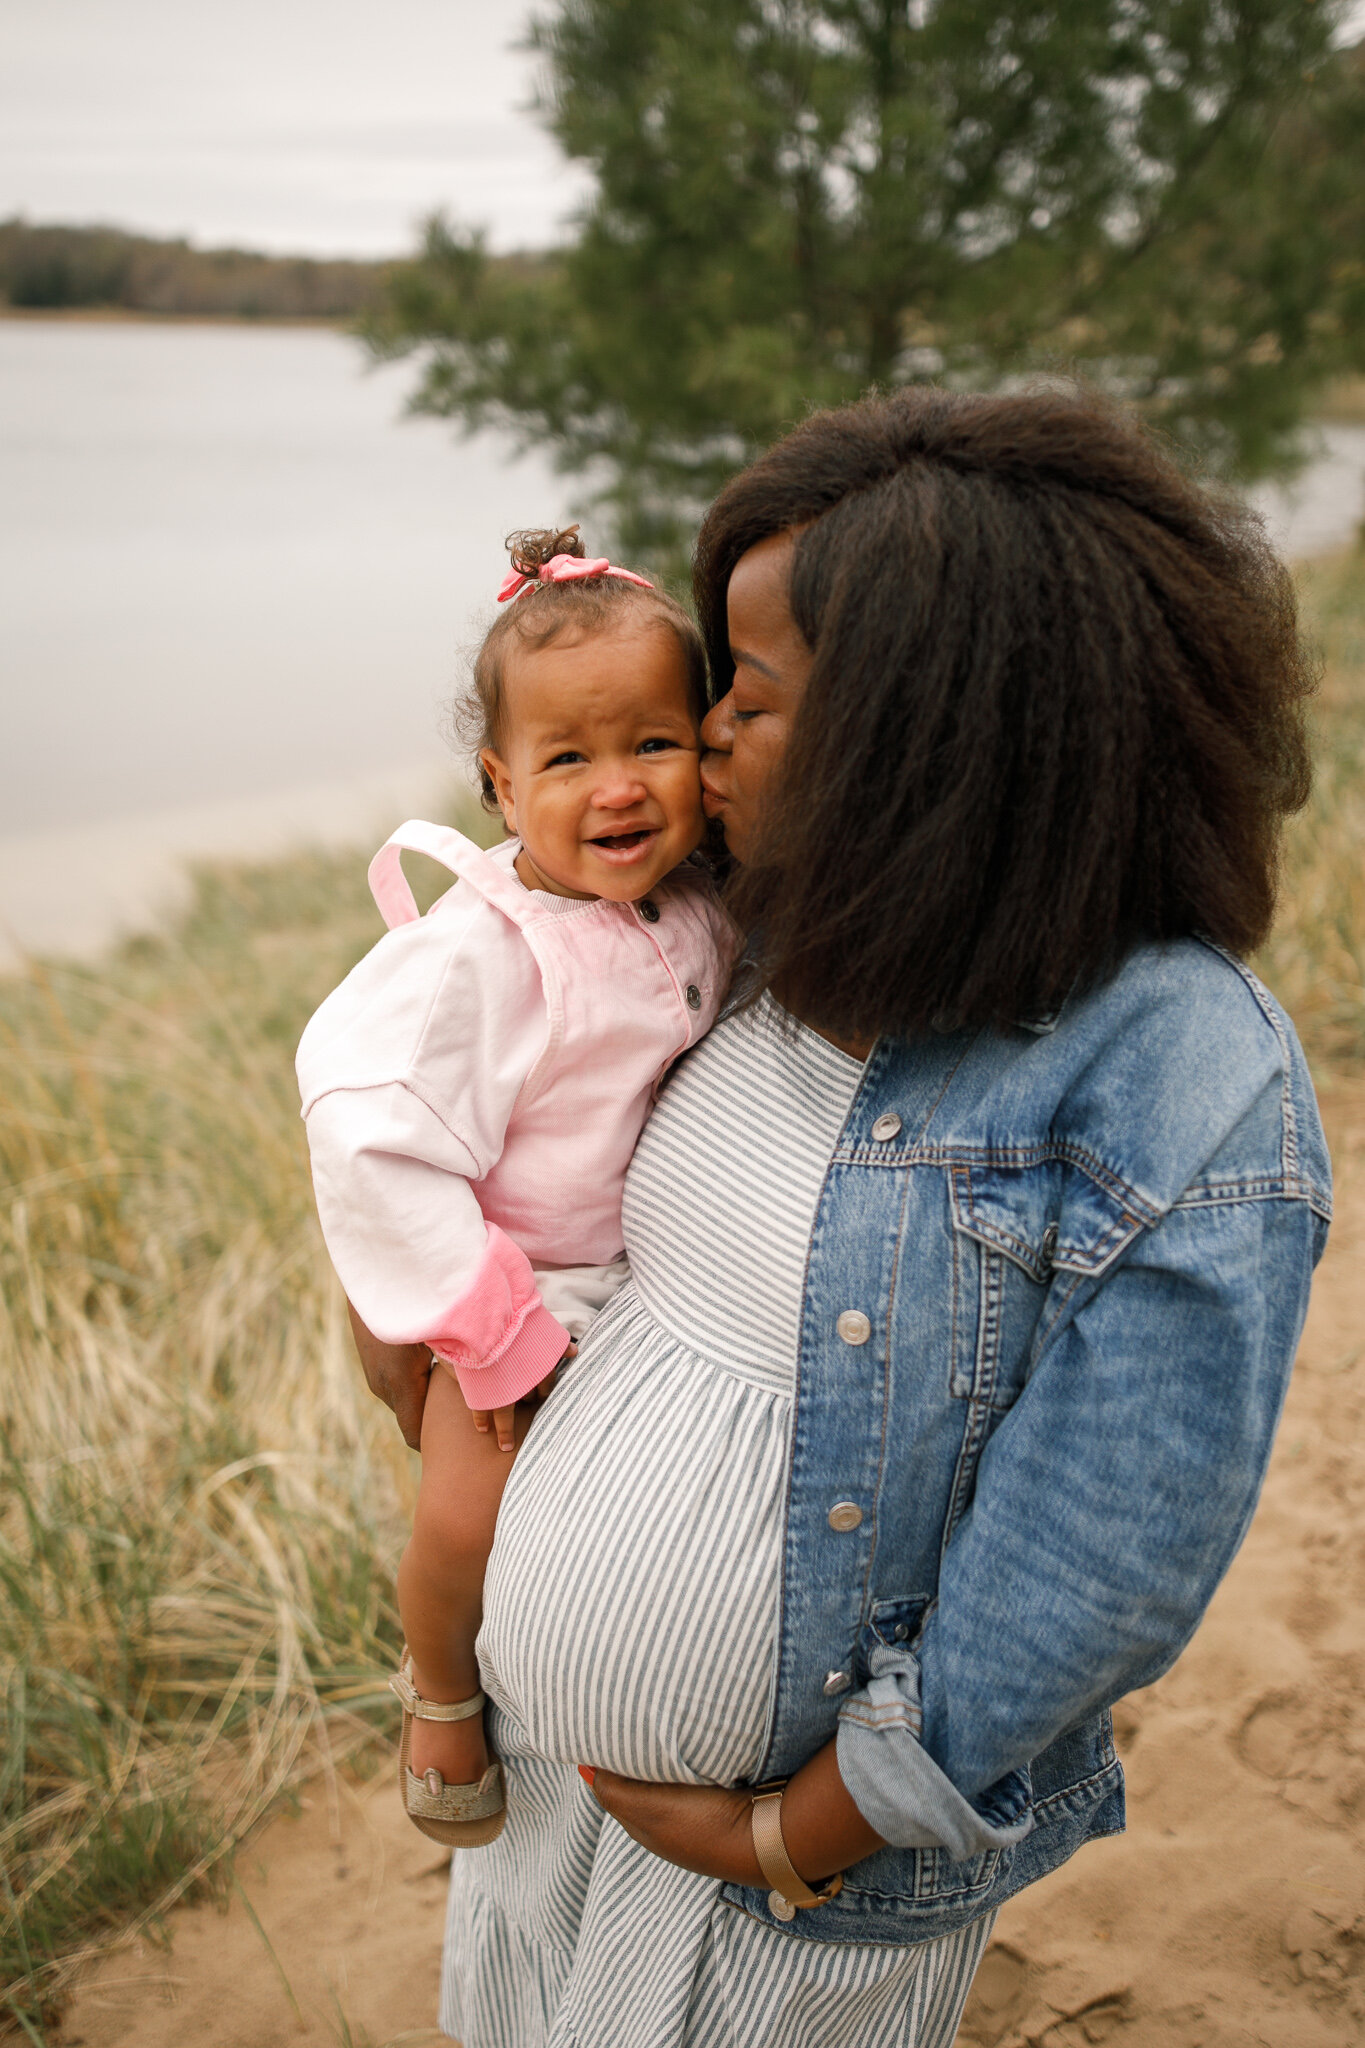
[0,220,394,321]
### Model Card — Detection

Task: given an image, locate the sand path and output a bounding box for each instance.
[61,1086,1365,2048]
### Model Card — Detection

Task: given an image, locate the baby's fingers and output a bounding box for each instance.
[493,1405,517,1452]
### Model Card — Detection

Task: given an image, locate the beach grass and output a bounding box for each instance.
[1258,546,1365,1072]
[0,817,484,2040]
[2,555,1363,2041]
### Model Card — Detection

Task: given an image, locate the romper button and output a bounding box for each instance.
[639,899,660,922]
[828,1502,863,1532]
[836,1310,871,1345]
[686,984,702,1009]
[822,1669,852,1697]
[870,1112,902,1142]
[769,1891,797,1922]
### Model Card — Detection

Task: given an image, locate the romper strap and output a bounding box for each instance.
[367,819,535,930]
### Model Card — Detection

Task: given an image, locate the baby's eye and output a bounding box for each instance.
[638,737,680,755]
[545,751,585,768]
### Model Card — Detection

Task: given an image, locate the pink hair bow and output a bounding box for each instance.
[497,553,654,602]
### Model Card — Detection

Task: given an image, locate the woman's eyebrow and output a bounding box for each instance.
[729,645,781,680]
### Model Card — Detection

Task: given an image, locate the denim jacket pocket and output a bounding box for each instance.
[948,1157,1148,1405]
[943,1158,1150,1544]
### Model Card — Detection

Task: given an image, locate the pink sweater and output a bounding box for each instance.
[297,821,735,1409]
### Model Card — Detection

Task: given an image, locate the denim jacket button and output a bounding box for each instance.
[836,1310,872,1345]
[822,1669,852,1696]
[638,899,660,923]
[828,1501,863,1532]
[769,1891,797,1922]
[870,1112,902,1141]
[1041,1221,1060,1264]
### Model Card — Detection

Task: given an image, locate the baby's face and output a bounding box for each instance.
[481,621,706,902]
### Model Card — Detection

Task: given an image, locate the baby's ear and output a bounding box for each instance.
[480,749,516,830]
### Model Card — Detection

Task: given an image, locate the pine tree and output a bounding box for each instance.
[367,2,1365,565]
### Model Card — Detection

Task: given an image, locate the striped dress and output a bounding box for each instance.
[441,996,994,2048]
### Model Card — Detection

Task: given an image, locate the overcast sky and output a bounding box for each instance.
[3,1,1363,261]
[0,0,593,257]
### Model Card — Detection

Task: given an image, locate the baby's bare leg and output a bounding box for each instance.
[397,1365,532,1783]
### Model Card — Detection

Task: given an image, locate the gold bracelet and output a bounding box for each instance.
[750,1786,844,1923]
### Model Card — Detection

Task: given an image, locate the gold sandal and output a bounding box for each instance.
[390,1650,506,1847]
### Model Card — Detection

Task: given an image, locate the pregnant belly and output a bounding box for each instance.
[477,1293,789,1787]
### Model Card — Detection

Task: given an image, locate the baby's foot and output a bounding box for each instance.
[409,1696,490,1787]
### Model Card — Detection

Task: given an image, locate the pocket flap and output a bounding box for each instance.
[949,1158,1147,1282]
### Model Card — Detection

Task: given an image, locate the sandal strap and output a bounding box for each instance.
[390,1662,485,1722]
[404,1761,504,1823]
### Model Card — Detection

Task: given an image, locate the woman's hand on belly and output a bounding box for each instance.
[581,1737,884,1887]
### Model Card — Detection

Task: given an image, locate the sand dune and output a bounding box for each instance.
[61,1084,1365,2048]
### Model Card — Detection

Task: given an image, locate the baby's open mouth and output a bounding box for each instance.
[590,829,655,851]
[586,827,660,867]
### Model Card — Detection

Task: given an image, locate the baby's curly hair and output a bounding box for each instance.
[460,526,708,809]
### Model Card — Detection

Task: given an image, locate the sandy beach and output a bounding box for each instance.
[57,1079,1364,2048]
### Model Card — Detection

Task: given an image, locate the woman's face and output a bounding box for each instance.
[700,530,812,864]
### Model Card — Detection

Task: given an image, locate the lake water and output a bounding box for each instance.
[1,318,1362,967]
[0,318,565,963]
[0,321,579,831]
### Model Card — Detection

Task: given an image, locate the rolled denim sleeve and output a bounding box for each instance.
[837,1647,1034,1857]
[841,1192,1325,1840]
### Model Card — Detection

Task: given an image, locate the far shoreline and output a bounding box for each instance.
[4,307,1362,423]
[0,303,350,330]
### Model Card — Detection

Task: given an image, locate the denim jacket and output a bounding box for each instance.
[722,938,1330,1944]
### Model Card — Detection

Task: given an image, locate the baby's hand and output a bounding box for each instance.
[471,1344,575,1453]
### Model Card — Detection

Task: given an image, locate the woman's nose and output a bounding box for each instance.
[700,691,735,754]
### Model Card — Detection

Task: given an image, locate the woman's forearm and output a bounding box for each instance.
[584,1737,885,1890]
[780,1738,886,1881]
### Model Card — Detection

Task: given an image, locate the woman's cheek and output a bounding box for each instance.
[735,727,782,812]
[675,755,708,829]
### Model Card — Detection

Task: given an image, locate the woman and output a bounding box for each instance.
[353,387,1329,2046]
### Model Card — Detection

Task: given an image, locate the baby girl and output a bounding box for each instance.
[296,528,734,1844]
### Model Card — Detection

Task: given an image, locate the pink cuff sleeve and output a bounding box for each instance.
[438,1300,571,1409]
[425,1222,571,1409]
